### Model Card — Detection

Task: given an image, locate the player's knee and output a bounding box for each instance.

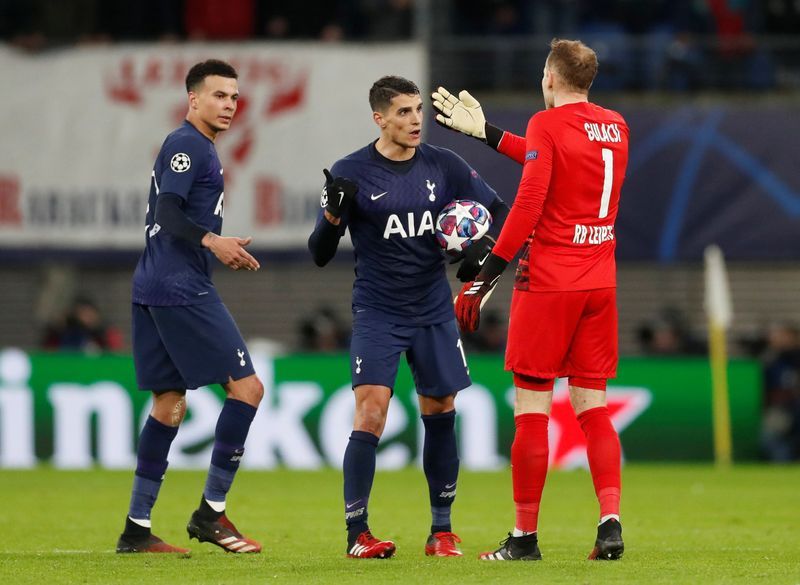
[355,416,385,437]
[170,395,187,425]
[150,390,187,426]
[418,394,455,416]
[568,381,607,414]
[226,375,264,406]
[240,377,264,406]
[352,385,390,436]
[354,403,388,437]
[357,420,384,437]
[250,377,265,403]
[514,388,552,416]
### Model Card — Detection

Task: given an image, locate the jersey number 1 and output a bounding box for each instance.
[598,148,613,219]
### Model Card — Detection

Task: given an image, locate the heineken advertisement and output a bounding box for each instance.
[0,349,761,470]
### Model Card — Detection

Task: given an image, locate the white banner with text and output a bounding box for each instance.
[0,43,425,250]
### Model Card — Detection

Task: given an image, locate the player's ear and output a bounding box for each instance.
[188,91,198,110]
[544,67,555,90]
[373,111,385,129]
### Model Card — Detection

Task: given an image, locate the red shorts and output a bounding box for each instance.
[505,287,618,380]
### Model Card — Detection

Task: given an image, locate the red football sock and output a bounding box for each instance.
[577,406,621,518]
[511,413,549,533]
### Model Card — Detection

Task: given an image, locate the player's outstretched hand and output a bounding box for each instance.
[322,168,358,219]
[431,86,486,141]
[202,233,260,271]
[452,237,495,282]
[454,276,500,333]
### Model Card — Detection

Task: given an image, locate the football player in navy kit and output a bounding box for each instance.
[308,76,509,558]
[116,60,263,555]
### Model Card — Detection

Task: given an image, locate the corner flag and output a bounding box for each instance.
[704,245,733,466]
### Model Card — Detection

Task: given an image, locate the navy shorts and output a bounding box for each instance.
[132,302,255,391]
[349,313,471,397]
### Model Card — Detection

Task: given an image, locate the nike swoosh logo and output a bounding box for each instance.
[477,253,490,266]
[444,482,457,489]
[346,500,362,509]
[370,191,388,200]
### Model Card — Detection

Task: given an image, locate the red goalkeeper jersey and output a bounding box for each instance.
[492,102,629,291]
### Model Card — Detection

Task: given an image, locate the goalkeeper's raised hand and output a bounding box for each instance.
[453,254,508,332]
[322,168,358,220]
[431,86,486,141]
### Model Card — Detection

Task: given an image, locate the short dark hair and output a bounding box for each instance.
[546,38,598,93]
[185,59,238,93]
[369,76,420,112]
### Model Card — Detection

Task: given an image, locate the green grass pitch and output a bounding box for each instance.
[1,465,799,584]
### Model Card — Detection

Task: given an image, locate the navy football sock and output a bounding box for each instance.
[343,430,379,540]
[127,416,179,524]
[422,410,459,533]
[203,398,257,504]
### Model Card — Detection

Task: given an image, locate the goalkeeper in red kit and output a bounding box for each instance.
[432,38,629,561]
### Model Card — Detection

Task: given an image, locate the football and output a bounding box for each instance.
[435,199,492,256]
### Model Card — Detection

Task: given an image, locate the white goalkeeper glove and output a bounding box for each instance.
[431,86,486,141]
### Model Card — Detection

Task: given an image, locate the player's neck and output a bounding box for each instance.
[374,136,416,162]
[553,92,589,108]
[185,115,219,142]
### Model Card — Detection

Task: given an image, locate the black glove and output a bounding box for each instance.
[454,253,508,333]
[451,236,495,282]
[322,168,358,218]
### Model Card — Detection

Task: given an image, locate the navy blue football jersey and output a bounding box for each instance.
[132,121,225,306]
[319,141,502,325]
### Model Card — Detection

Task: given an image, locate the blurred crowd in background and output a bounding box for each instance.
[4,0,800,45]
[0,0,414,48]
[3,0,799,90]
[1,0,799,93]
